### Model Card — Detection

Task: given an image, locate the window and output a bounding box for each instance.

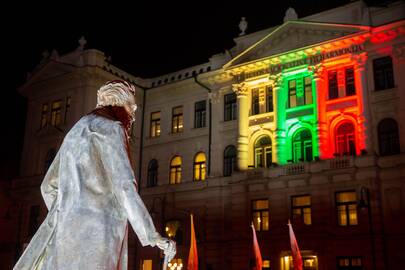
[40,103,48,128]
[224,93,237,121]
[345,67,355,96]
[223,145,237,176]
[328,70,339,99]
[194,100,206,128]
[266,86,273,112]
[263,259,271,270]
[304,76,312,105]
[51,100,61,126]
[147,159,158,187]
[170,156,182,184]
[252,88,260,115]
[150,112,161,138]
[281,255,318,270]
[292,195,311,225]
[337,257,363,270]
[252,199,269,231]
[28,205,40,237]
[378,118,400,156]
[194,152,206,181]
[336,191,358,226]
[165,220,183,245]
[141,259,152,270]
[328,67,356,99]
[254,136,272,168]
[292,129,313,162]
[44,148,56,173]
[373,56,394,91]
[335,122,356,156]
[64,96,71,124]
[172,106,183,133]
[288,80,297,108]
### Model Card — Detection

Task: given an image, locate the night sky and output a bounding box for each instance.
[1,0,390,180]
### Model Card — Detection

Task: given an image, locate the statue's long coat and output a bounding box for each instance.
[14,113,159,270]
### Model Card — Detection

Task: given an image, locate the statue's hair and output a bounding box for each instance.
[97,80,136,108]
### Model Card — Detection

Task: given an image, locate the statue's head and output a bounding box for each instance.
[97,80,137,122]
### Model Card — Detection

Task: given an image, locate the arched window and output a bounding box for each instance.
[194,152,206,181]
[335,122,356,156]
[170,156,182,184]
[292,129,313,162]
[44,148,56,172]
[224,145,237,176]
[378,118,400,156]
[147,159,158,187]
[254,136,272,168]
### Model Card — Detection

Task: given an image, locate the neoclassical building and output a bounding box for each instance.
[3,1,405,270]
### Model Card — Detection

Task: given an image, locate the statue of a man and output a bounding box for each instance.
[14,80,176,270]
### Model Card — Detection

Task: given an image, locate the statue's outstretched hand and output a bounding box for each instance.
[156,235,176,263]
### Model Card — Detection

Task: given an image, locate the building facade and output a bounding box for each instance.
[4,1,405,270]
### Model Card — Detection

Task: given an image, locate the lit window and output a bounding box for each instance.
[170,156,182,184]
[288,80,297,108]
[373,56,394,91]
[335,122,356,156]
[165,220,182,245]
[141,259,152,270]
[150,112,161,138]
[51,100,61,126]
[281,255,318,270]
[337,256,362,269]
[254,136,272,168]
[336,191,358,226]
[252,199,269,231]
[40,103,48,128]
[147,159,158,187]
[223,145,237,177]
[292,129,313,163]
[195,100,206,128]
[292,195,311,225]
[378,118,400,156]
[224,93,237,121]
[252,88,260,115]
[194,152,206,181]
[263,259,270,270]
[172,106,183,133]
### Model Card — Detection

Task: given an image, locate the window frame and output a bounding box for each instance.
[223,145,237,177]
[194,100,206,128]
[373,55,394,91]
[147,159,158,187]
[335,190,358,226]
[172,106,183,133]
[291,195,312,225]
[224,93,237,121]
[169,156,182,184]
[150,111,161,138]
[193,152,206,181]
[252,199,269,231]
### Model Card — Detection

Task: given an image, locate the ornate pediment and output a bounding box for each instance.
[25,60,76,86]
[225,21,369,69]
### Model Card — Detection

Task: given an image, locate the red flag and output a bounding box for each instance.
[251,223,263,270]
[187,214,198,270]
[288,220,303,270]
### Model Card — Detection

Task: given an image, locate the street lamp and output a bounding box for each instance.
[358,186,376,270]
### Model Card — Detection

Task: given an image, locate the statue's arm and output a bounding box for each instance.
[40,152,60,210]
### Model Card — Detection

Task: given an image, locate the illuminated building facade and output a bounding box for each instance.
[2,1,405,270]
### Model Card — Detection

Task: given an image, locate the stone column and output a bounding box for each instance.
[353,52,372,154]
[232,83,249,170]
[270,74,286,164]
[310,64,329,159]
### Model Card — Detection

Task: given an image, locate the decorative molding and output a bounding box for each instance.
[232,83,249,96]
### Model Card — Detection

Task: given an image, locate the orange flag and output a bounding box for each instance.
[187,214,198,270]
[251,223,263,270]
[288,220,303,270]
